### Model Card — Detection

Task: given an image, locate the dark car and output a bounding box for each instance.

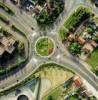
[10,0,18,5]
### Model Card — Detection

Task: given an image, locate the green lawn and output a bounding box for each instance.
[59,26,69,41]
[86,49,98,71]
[68,94,79,100]
[31,84,36,92]
[43,86,62,100]
[36,37,54,56]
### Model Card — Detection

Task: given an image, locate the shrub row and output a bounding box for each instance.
[0,13,10,25]
[0,59,26,76]
[11,25,26,36]
[0,2,15,15]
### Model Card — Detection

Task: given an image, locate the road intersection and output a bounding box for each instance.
[0,0,98,94]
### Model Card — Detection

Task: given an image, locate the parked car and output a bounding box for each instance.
[10,0,18,5]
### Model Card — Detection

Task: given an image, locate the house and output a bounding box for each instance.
[78,36,85,45]
[34,5,43,15]
[73,76,81,87]
[83,31,88,37]
[67,34,75,41]
[82,31,92,39]
[89,40,98,48]
[82,43,94,53]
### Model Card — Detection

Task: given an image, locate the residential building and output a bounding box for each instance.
[89,40,98,48]
[78,36,85,45]
[67,34,75,41]
[82,43,94,53]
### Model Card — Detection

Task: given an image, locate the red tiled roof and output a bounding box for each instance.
[78,36,85,45]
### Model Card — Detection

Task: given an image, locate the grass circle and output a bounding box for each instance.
[35,36,55,57]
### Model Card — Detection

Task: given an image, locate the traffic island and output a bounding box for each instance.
[35,36,55,57]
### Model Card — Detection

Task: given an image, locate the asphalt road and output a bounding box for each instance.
[0,0,98,93]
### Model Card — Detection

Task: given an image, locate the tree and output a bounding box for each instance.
[69,42,82,54]
[37,0,46,5]
[48,96,53,100]
[86,27,94,35]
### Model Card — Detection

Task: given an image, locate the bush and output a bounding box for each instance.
[69,42,82,54]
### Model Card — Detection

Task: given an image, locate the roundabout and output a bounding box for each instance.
[35,36,55,57]
[0,0,98,99]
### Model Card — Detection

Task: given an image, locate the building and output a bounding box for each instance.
[67,34,75,41]
[89,40,98,48]
[73,76,82,87]
[34,5,43,15]
[83,31,88,37]
[78,36,85,45]
[0,34,15,57]
[82,43,94,53]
